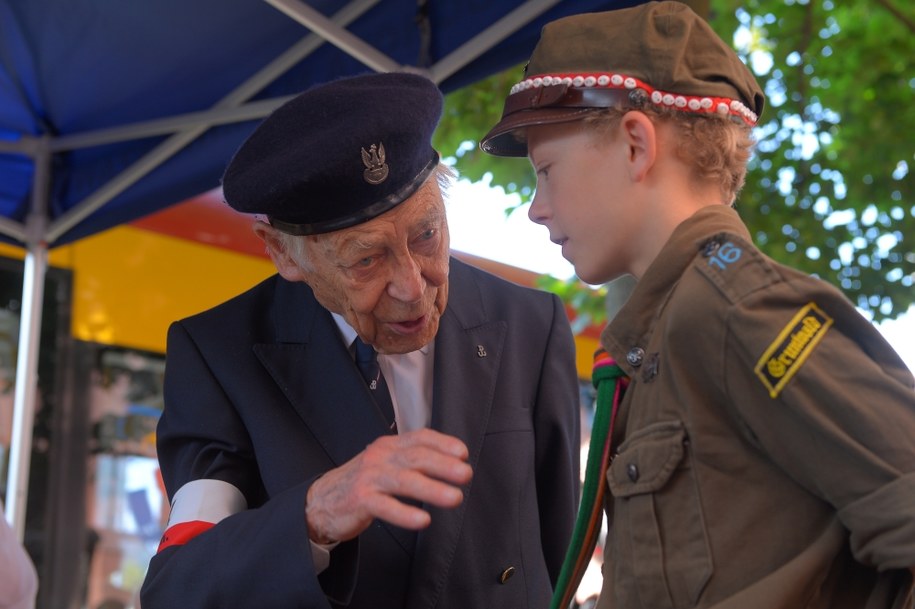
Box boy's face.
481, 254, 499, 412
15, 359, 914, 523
526, 121, 641, 285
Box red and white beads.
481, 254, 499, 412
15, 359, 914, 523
509, 72, 758, 125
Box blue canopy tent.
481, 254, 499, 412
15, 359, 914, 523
0, 0, 644, 536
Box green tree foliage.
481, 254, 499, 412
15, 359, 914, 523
433, 0, 914, 324
714, 0, 914, 322
434, 66, 534, 197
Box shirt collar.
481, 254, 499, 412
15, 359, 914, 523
331, 312, 431, 355
601, 205, 750, 375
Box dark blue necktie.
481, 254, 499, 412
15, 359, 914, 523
354, 338, 418, 556
353, 337, 397, 433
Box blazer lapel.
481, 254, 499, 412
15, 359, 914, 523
252, 278, 417, 554
407, 262, 507, 609
252, 278, 388, 468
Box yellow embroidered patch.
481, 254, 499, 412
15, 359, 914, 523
754, 302, 833, 398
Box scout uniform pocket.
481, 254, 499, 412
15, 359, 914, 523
608, 420, 713, 608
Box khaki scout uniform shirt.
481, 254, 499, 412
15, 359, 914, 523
596, 205, 915, 609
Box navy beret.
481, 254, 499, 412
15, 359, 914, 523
222, 71, 443, 235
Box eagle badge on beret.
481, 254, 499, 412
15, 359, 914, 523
361, 143, 389, 185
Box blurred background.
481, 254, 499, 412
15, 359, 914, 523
0, 0, 911, 607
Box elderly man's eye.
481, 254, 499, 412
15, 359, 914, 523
356, 256, 375, 267
411, 229, 440, 255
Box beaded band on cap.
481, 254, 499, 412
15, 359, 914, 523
510, 72, 759, 126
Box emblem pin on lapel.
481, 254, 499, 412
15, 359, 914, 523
477, 345, 487, 358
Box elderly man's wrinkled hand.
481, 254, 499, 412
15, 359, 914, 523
304, 428, 472, 544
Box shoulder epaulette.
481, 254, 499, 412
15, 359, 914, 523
692, 232, 782, 304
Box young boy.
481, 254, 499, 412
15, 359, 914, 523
481, 2, 915, 608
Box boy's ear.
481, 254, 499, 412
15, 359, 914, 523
620, 111, 657, 182
253, 221, 307, 282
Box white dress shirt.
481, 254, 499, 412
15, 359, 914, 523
309, 314, 435, 571
332, 313, 434, 433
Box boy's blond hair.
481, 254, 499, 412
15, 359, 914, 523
584, 106, 755, 205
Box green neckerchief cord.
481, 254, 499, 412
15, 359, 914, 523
550, 348, 628, 609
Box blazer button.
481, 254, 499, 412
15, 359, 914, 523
499, 566, 516, 584
627, 463, 640, 482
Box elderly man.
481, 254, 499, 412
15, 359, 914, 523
140, 72, 580, 609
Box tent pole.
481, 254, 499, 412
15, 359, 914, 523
45, 0, 378, 245
265, 0, 400, 73
429, 0, 561, 83
4, 140, 50, 541
4, 244, 47, 539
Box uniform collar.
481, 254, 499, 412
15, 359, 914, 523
601, 205, 751, 376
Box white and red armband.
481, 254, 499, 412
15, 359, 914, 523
157, 479, 247, 552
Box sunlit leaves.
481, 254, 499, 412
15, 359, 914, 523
435, 0, 914, 322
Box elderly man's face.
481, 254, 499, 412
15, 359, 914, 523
266, 176, 451, 355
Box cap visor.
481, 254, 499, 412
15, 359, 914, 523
481, 107, 596, 156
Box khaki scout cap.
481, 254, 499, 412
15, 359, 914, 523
480, 1, 765, 157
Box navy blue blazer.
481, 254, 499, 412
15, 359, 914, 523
141, 257, 580, 609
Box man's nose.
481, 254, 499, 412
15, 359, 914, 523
388, 255, 424, 302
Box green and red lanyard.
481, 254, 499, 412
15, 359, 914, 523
550, 347, 629, 609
